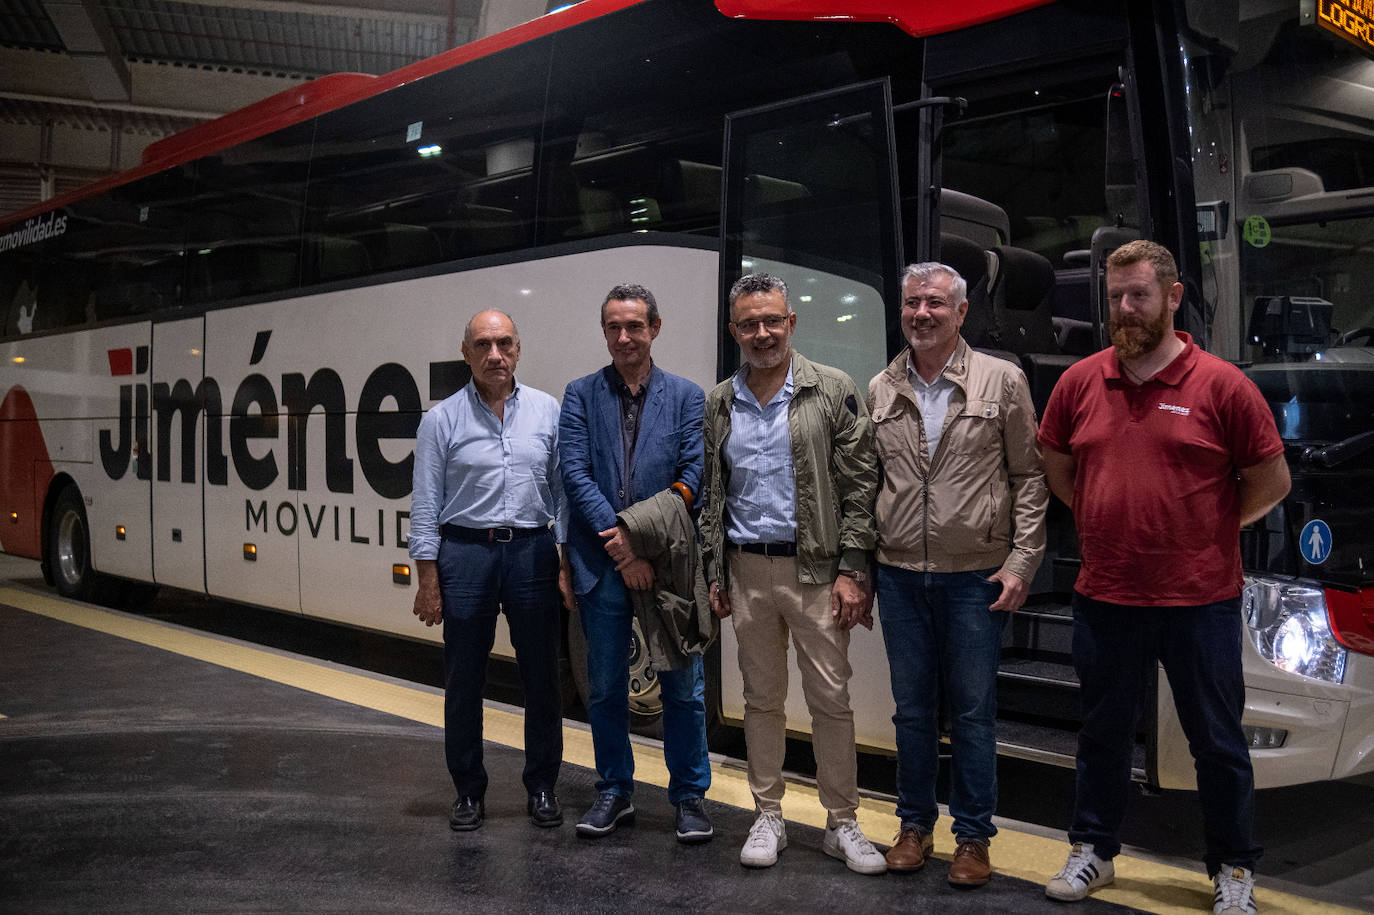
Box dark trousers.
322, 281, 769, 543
1069, 592, 1261, 874
437, 529, 563, 799
876, 564, 1006, 843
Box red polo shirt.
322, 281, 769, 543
1038, 333, 1284, 606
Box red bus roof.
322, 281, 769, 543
2, 0, 1052, 230
715, 0, 1054, 37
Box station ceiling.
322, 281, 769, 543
0, 0, 553, 218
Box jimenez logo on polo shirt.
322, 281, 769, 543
1157, 402, 1191, 416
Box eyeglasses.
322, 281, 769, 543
732, 315, 790, 334
902, 296, 951, 311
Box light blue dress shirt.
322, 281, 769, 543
907, 353, 957, 460
724, 362, 797, 544
408, 379, 567, 560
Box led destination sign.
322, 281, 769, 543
1315, 0, 1374, 57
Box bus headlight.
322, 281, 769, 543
1243, 576, 1346, 683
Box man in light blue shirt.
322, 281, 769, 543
410, 309, 571, 833
700, 273, 884, 876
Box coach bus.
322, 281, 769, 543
3, 0, 1373, 791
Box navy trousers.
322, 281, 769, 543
436, 529, 563, 799
1068, 592, 1260, 875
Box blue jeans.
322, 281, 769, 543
580, 568, 710, 805
437, 529, 563, 799
876, 564, 1006, 843
1069, 592, 1260, 874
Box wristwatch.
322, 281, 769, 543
838, 569, 868, 583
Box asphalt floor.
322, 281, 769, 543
0, 578, 1359, 914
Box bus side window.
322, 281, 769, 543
300, 38, 548, 284
184, 124, 312, 306
1, 250, 41, 337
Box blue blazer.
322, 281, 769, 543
559, 364, 705, 597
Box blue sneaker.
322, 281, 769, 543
675, 797, 714, 844
576, 791, 635, 837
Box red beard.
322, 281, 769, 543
1110, 308, 1171, 360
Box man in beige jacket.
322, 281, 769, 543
867, 262, 1047, 887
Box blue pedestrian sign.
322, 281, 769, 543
1300, 519, 1333, 565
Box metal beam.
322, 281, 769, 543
149, 0, 469, 27
41, 0, 132, 101
0, 91, 220, 122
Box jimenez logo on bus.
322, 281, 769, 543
98, 342, 439, 549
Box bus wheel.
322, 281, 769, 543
567, 604, 665, 739
48, 485, 100, 601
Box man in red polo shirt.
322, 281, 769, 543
1037, 240, 1290, 915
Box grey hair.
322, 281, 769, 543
727, 273, 790, 312
901, 263, 967, 305
601, 283, 660, 324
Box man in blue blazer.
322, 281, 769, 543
559, 283, 712, 844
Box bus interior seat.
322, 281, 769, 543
939, 233, 996, 350
358, 223, 440, 272
989, 245, 1058, 355
989, 244, 1075, 412
744, 174, 811, 210
568, 145, 651, 235
447, 204, 526, 254
941, 189, 1009, 250
1051, 264, 1096, 355
191, 243, 299, 301
659, 159, 721, 228
313, 237, 371, 282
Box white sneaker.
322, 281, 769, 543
1045, 843, 1114, 901
1213, 865, 1258, 915
822, 819, 887, 875
739, 812, 787, 868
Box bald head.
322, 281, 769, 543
461, 309, 521, 398
464, 309, 519, 345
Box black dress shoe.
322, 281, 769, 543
450, 796, 484, 831
528, 790, 563, 828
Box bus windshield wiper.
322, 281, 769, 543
1301, 430, 1374, 468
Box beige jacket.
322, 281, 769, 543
867, 337, 1047, 582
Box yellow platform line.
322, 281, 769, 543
1, 583, 1358, 915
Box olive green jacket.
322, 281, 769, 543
700, 352, 877, 587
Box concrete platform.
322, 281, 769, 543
0, 573, 1361, 913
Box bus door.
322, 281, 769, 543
718, 78, 903, 750
150, 317, 207, 592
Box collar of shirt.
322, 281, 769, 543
1103, 331, 1198, 389
732, 360, 795, 410
906, 351, 957, 392
468, 377, 521, 413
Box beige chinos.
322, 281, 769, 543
728, 548, 859, 826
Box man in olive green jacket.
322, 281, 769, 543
867, 261, 1047, 887
701, 272, 884, 876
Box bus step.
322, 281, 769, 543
1008, 603, 1074, 657
998, 657, 1080, 723
997, 718, 1147, 779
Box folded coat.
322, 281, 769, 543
615, 488, 717, 672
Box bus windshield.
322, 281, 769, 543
1181, 1, 1374, 368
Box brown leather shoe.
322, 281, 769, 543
948, 840, 992, 887
885, 827, 934, 872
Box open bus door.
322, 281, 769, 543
717, 78, 904, 749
